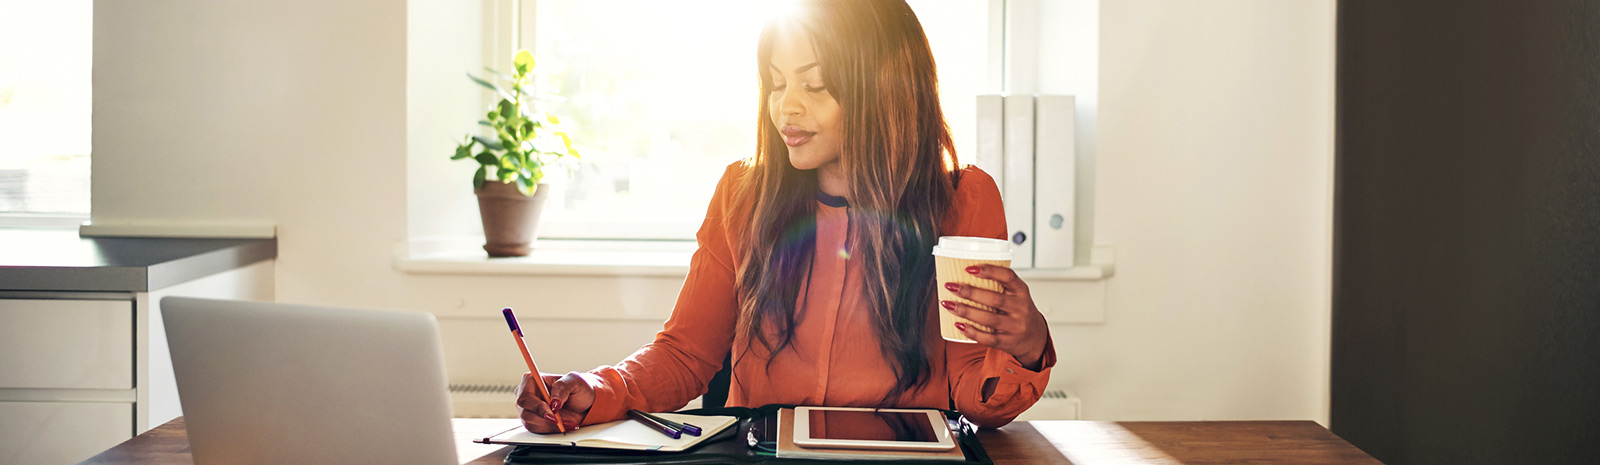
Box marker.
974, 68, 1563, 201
628, 409, 682, 439
503, 308, 564, 433
638, 410, 702, 436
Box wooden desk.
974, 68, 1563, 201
81, 417, 1381, 464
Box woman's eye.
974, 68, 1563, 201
804, 83, 826, 93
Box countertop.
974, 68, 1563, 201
0, 228, 276, 292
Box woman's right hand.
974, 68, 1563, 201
515, 371, 597, 433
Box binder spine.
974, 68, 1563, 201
975, 94, 1005, 194
1033, 95, 1076, 268
1002, 94, 1035, 268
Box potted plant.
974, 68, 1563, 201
453, 50, 579, 257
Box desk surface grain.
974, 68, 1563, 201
81, 417, 1380, 464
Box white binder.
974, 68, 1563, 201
1033, 95, 1076, 268
975, 95, 1005, 193
1002, 94, 1035, 269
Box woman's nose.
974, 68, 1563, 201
778, 89, 804, 116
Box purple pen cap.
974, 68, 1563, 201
502, 308, 522, 336
680, 423, 703, 436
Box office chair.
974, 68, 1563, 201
704, 353, 733, 409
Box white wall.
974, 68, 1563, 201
91, 0, 668, 385
407, 0, 488, 242
1037, 0, 1101, 266
92, 0, 410, 310
91, 0, 1334, 423
1056, 0, 1335, 422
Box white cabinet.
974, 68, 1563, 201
0, 299, 133, 389
0, 297, 138, 465
0, 402, 134, 465
0, 231, 276, 464
0, 259, 273, 464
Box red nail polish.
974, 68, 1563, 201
550, 399, 561, 411
545, 413, 557, 422
966, 265, 982, 274
945, 282, 960, 292
940, 300, 956, 310
955, 322, 967, 331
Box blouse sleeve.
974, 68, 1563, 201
580, 162, 748, 425
942, 167, 1057, 428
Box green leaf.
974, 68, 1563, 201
474, 151, 498, 166
472, 165, 487, 190
452, 144, 471, 160
513, 50, 535, 77
499, 152, 520, 171
500, 120, 517, 140
499, 100, 517, 120
486, 110, 499, 122
498, 134, 518, 153
477, 120, 493, 127
471, 135, 503, 151
516, 172, 535, 196
467, 73, 513, 101
568, 147, 581, 159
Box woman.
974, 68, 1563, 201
518, 0, 1054, 432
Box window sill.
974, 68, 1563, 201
396, 238, 1115, 282
394, 238, 697, 277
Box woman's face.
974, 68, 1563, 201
767, 25, 844, 171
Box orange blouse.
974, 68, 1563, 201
582, 162, 1055, 428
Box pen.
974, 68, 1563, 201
502, 308, 565, 433
638, 410, 702, 436
628, 409, 682, 439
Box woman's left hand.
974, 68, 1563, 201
941, 264, 1050, 370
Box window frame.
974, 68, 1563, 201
0, 213, 89, 229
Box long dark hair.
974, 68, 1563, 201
734, 0, 960, 403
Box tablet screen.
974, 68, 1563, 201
807, 410, 940, 442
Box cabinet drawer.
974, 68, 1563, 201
0, 299, 133, 389
0, 401, 133, 465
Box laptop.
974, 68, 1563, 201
162, 297, 458, 464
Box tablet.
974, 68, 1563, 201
791, 407, 956, 451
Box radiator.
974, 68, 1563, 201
1012, 389, 1081, 421
448, 383, 520, 418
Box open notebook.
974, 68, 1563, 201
474, 413, 740, 452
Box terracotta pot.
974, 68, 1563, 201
475, 181, 551, 257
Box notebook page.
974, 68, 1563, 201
484, 414, 739, 452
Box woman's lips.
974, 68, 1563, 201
780, 126, 815, 147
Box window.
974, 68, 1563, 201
512, 0, 992, 240
0, 0, 92, 221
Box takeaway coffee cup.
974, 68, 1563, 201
932, 236, 1013, 343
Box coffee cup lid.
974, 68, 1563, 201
931, 236, 1013, 260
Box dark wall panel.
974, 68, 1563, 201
1333, 1, 1600, 464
